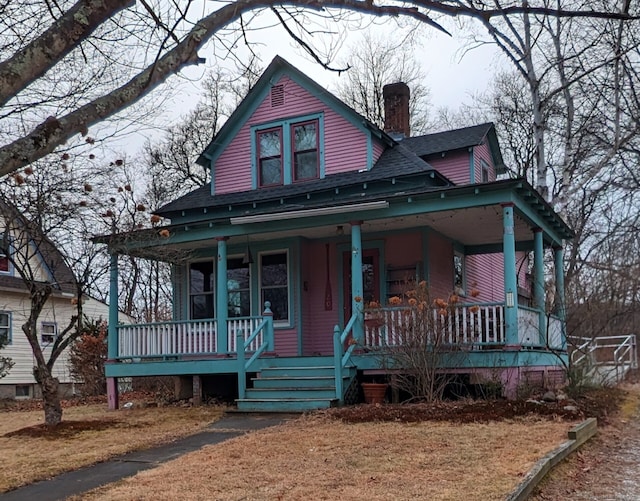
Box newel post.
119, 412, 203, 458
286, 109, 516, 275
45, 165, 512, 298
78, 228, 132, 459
263, 301, 274, 351
333, 325, 343, 403
237, 331, 246, 399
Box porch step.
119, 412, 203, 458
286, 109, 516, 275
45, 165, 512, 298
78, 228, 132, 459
235, 397, 338, 412
236, 360, 356, 413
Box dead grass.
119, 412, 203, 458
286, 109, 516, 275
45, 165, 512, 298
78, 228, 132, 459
74, 415, 576, 501
0, 403, 224, 492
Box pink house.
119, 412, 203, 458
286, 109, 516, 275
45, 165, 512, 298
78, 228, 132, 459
102, 57, 573, 411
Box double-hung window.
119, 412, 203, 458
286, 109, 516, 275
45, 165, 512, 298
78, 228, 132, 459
189, 261, 215, 319
0, 312, 11, 344
260, 252, 289, 323
258, 128, 283, 186
453, 252, 465, 295
41, 322, 57, 344
292, 121, 318, 181
0, 233, 12, 275
227, 258, 251, 318
253, 114, 323, 188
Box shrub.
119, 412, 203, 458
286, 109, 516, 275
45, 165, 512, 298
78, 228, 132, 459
68, 320, 107, 395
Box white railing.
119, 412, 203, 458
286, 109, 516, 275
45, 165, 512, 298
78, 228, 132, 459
227, 317, 265, 352
547, 316, 564, 349
118, 319, 217, 358
517, 306, 540, 345
364, 303, 505, 348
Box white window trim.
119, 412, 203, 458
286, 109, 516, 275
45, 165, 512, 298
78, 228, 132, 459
453, 251, 466, 296
0, 311, 11, 345
40, 321, 58, 345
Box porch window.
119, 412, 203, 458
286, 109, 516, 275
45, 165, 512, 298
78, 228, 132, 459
189, 261, 215, 319
454, 252, 465, 295
258, 128, 283, 186
260, 251, 289, 323
292, 120, 318, 181
227, 257, 251, 317
40, 322, 57, 344
0, 312, 11, 344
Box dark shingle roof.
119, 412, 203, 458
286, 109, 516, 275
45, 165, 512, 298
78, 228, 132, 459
156, 142, 451, 219
402, 123, 495, 156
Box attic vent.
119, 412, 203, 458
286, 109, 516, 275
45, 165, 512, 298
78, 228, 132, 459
270, 85, 284, 107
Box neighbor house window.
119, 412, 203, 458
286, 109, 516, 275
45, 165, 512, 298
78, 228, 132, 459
253, 114, 323, 188
189, 261, 215, 319
0, 312, 10, 344
227, 257, 251, 318
454, 252, 465, 295
41, 322, 57, 344
0, 233, 11, 274
292, 120, 318, 181
258, 128, 283, 186
260, 251, 289, 323
15, 385, 30, 398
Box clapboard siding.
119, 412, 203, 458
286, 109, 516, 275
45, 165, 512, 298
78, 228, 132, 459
474, 142, 495, 182
214, 75, 374, 195
428, 232, 454, 299
466, 252, 530, 303
428, 150, 471, 185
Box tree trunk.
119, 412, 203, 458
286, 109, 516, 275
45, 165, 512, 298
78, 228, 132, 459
37, 367, 63, 426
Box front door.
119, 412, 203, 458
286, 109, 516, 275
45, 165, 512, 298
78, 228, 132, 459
342, 249, 380, 325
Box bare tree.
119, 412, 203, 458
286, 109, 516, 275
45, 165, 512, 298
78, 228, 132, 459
334, 30, 432, 134
0, 1, 635, 179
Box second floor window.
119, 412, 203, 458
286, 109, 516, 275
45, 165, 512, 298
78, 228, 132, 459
253, 114, 323, 188
258, 128, 283, 186
0, 312, 11, 344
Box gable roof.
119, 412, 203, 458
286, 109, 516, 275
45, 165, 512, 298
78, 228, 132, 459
403, 123, 506, 174
157, 142, 451, 219
196, 56, 394, 168
0, 199, 76, 295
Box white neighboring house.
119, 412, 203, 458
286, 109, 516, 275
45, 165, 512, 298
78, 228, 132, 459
0, 206, 126, 400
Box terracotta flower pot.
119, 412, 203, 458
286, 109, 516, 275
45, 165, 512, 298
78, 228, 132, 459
361, 382, 388, 404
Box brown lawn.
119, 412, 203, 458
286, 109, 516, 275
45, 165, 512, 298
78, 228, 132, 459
73, 414, 576, 501
0, 403, 224, 492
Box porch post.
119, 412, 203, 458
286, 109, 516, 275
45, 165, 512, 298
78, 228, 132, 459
502, 204, 519, 346
533, 228, 546, 344
216, 237, 229, 353
350, 220, 364, 342
107, 252, 119, 410
554, 246, 566, 350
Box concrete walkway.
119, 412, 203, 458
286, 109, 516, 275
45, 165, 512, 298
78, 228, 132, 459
0, 413, 294, 501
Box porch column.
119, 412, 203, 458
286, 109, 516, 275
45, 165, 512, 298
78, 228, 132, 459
502, 204, 519, 346
216, 237, 229, 353
533, 228, 546, 344
107, 252, 119, 410
554, 246, 566, 350
350, 220, 364, 342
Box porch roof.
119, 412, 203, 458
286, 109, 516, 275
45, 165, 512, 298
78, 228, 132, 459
99, 178, 573, 259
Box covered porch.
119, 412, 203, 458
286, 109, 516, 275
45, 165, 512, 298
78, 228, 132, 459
103, 179, 573, 409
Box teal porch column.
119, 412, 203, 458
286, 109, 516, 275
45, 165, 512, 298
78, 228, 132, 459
350, 221, 364, 342
554, 246, 566, 349
533, 228, 546, 344
502, 204, 519, 345
107, 252, 119, 410
107, 252, 119, 360
216, 237, 229, 352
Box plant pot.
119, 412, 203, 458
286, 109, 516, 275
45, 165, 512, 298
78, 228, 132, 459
361, 382, 388, 404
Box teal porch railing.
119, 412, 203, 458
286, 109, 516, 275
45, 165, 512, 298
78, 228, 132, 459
237, 302, 275, 399
333, 312, 359, 404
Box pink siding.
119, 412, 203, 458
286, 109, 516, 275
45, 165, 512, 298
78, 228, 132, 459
385, 232, 422, 268
473, 143, 495, 182
372, 141, 385, 166
214, 75, 374, 195
428, 151, 471, 185
465, 252, 529, 304
428, 233, 454, 299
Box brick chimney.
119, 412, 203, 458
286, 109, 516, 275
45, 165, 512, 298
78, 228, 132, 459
383, 82, 410, 138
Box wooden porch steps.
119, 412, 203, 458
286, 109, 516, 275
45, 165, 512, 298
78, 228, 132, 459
236, 362, 356, 412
